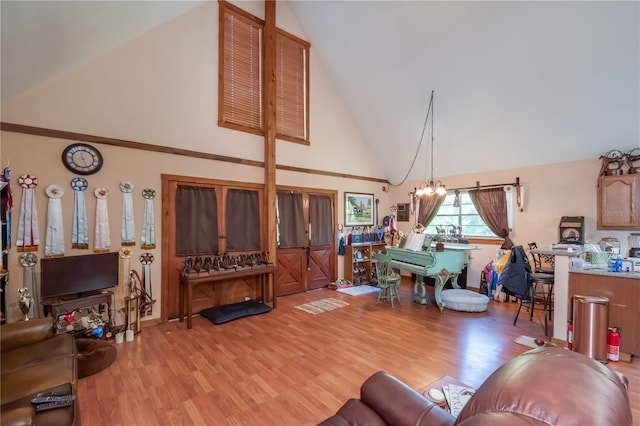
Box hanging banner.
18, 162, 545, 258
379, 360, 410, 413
94, 187, 111, 253
16, 174, 39, 252
71, 178, 89, 249
141, 188, 156, 249
45, 184, 65, 256
118, 247, 133, 312
140, 252, 154, 315
19, 252, 40, 318
120, 181, 135, 246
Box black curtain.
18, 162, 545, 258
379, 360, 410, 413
175, 186, 218, 256
226, 189, 261, 251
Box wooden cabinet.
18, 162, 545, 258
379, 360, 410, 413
568, 272, 639, 356
597, 174, 640, 230
344, 242, 386, 285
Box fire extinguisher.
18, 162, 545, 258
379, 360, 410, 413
607, 327, 620, 363
567, 320, 574, 350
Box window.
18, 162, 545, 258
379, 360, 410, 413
219, 2, 310, 144
219, 3, 263, 134
425, 193, 497, 237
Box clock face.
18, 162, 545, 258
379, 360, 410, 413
62, 143, 103, 175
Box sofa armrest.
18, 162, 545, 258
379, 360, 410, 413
0, 406, 35, 426
1, 317, 55, 352
360, 372, 455, 426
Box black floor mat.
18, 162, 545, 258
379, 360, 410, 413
200, 300, 272, 324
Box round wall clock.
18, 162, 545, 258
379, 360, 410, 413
62, 143, 103, 175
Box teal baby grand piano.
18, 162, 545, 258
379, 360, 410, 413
386, 239, 478, 312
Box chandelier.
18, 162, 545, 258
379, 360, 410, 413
415, 91, 446, 197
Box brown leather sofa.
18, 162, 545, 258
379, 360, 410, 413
319, 347, 632, 426
1, 317, 79, 426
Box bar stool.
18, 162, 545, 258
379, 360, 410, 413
529, 271, 555, 336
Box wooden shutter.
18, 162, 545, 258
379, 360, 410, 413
219, 2, 263, 133
276, 30, 309, 144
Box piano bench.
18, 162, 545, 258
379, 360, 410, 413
441, 289, 489, 312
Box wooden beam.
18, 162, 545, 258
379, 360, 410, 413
0, 122, 388, 184
264, 0, 277, 304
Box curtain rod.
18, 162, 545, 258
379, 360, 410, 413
448, 177, 520, 193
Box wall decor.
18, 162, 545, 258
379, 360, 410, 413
62, 143, 103, 175
345, 192, 374, 227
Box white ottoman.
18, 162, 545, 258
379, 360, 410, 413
441, 289, 490, 312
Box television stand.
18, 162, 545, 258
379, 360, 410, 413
42, 291, 113, 328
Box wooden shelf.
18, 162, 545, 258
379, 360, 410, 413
344, 242, 386, 286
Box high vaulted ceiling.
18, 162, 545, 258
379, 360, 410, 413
2, 1, 638, 182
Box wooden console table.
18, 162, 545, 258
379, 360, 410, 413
179, 264, 276, 329
42, 291, 113, 327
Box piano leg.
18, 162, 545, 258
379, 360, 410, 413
433, 269, 460, 313
413, 275, 429, 305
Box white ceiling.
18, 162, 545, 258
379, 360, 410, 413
2, 1, 639, 182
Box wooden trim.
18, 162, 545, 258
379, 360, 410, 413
277, 164, 387, 183
465, 237, 504, 245
1, 122, 388, 183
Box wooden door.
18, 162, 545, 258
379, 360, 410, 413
162, 175, 265, 321
275, 188, 336, 297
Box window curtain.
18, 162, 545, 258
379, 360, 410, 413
226, 189, 261, 251
310, 194, 333, 246
175, 186, 218, 256
469, 187, 514, 249
277, 191, 306, 248
418, 193, 446, 226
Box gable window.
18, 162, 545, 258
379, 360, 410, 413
219, 2, 263, 134
425, 193, 497, 238
219, 2, 310, 144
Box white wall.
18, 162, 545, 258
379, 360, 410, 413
0, 1, 389, 322
391, 158, 636, 289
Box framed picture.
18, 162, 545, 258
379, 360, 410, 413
345, 192, 374, 226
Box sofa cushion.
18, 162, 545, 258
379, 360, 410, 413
1, 382, 77, 426
2, 333, 76, 374
1, 352, 77, 405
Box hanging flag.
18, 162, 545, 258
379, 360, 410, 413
71, 178, 89, 249
120, 181, 135, 246
139, 253, 154, 315
141, 189, 156, 249
45, 184, 65, 256
94, 187, 111, 253
16, 175, 39, 252
19, 252, 40, 317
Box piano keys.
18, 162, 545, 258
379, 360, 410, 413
386, 243, 478, 312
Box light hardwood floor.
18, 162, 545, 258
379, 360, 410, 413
78, 280, 639, 425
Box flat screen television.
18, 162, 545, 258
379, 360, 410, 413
40, 252, 119, 300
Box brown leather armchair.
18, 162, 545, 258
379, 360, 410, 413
1, 317, 79, 426
319, 347, 632, 426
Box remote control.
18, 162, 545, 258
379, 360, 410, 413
31, 392, 75, 404
34, 400, 74, 413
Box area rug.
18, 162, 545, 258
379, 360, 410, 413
336, 285, 380, 296
294, 298, 349, 315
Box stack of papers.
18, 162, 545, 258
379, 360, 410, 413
403, 233, 427, 251
442, 384, 476, 417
